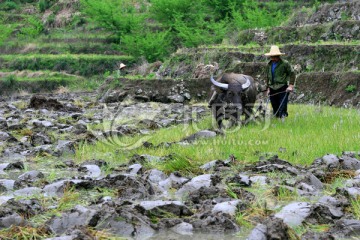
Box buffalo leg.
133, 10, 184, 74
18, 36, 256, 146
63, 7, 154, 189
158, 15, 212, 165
243, 106, 253, 125
208, 91, 218, 107
214, 106, 224, 129
217, 118, 223, 129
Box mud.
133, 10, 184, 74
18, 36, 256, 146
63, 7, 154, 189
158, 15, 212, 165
0, 87, 359, 239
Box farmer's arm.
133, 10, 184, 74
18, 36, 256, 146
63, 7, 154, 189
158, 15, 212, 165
287, 63, 296, 92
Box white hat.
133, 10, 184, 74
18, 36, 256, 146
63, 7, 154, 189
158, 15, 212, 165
119, 63, 126, 69
264, 45, 285, 57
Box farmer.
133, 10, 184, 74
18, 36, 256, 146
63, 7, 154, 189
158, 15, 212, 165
265, 45, 296, 119
117, 63, 127, 77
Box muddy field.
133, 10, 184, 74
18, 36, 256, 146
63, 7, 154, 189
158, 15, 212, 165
0, 91, 360, 239
0, 0, 359, 239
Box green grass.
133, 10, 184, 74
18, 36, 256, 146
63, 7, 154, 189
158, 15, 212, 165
37, 27, 111, 41
164, 43, 359, 76
1, 69, 104, 91
0, 54, 134, 76
0, 54, 132, 60
293, 223, 331, 237
0, 41, 122, 55
0, 74, 102, 93
1, 72, 80, 82
195, 40, 360, 52
76, 104, 360, 170
350, 198, 360, 220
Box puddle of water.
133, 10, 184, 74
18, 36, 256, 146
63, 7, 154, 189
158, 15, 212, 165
148, 230, 252, 240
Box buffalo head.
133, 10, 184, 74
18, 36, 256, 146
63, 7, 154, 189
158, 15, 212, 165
210, 74, 254, 129
211, 75, 250, 109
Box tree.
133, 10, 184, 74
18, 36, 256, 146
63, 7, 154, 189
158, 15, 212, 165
150, 0, 229, 48
231, 0, 283, 30
81, 0, 146, 39
122, 28, 173, 62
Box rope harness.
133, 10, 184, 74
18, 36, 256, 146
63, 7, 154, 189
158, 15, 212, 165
253, 90, 291, 119
272, 92, 289, 117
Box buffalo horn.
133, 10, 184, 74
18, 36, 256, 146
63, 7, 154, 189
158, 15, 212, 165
242, 77, 251, 90
210, 75, 228, 90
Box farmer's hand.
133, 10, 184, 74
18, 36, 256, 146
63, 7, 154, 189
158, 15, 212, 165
266, 88, 270, 96
286, 85, 294, 92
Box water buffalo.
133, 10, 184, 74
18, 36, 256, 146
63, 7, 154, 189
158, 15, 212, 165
209, 73, 258, 129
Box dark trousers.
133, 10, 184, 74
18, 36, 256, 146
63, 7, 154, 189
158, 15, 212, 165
270, 85, 289, 118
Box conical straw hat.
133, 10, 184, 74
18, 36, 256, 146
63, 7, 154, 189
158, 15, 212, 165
119, 63, 126, 69
264, 45, 285, 56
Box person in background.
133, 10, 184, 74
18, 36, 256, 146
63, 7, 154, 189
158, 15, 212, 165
117, 63, 127, 77
265, 45, 296, 119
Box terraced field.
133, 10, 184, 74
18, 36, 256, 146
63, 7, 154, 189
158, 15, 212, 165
1, 1, 360, 239
154, 1, 359, 107
1, 1, 359, 106
0, 2, 134, 94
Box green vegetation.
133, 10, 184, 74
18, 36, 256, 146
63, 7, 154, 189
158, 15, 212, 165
19, 16, 44, 39
345, 84, 356, 93
77, 104, 360, 170
3, 74, 17, 88
235, 212, 253, 229
57, 185, 82, 211
80, 0, 299, 61
274, 185, 299, 202
0, 0, 355, 64
122, 30, 173, 62
0, 71, 101, 94
293, 223, 331, 236
351, 198, 360, 220
0, 54, 134, 76
0, 1, 19, 11
0, 225, 52, 239
0, 0, 355, 93
234, 183, 273, 230
231, 0, 286, 30
81, 0, 147, 38
0, 20, 13, 46
38, 0, 52, 12
157, 153, 197, 174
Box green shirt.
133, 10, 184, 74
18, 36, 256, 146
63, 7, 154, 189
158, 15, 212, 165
117, 69, 127, 77
266, 58, 296, 90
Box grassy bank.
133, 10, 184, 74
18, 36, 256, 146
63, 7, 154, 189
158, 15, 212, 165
0, 71, 102, 93
0, 54, 134, 76
76, 104, 360, 171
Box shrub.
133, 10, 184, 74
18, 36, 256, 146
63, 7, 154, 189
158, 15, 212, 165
203, 0, 243, 20
0, 22, 13, 46
81, 0, 145, 39
19, 16, 44, 39
19, 0, 38, 3
232, 0, 283, 30
46, 13, 56, 27
345, 85, 356, 93
3, 75, 17, 89
38, 0, 49, 12
0, 54, 135, 76
150, 0, 228, 48
173, 13, 228, 47
2, 1, 19, 10
71, 13, 87, 27
149, 0, 196, 27
121, 29, 173, 62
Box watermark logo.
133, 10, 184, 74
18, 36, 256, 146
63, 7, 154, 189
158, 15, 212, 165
195, 138, 269, 146
89, 104, 152, 150
91, 101, 273, 150
206, 101, 272, 133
